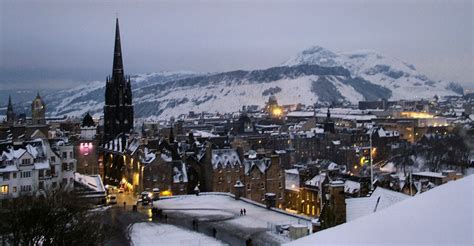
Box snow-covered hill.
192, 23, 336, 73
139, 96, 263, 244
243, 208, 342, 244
283, 46, 463, 100
7, 45, 463, 120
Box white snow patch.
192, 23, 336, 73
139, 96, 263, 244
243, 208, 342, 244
131, 223, 224, 246
287, 175, 474, 245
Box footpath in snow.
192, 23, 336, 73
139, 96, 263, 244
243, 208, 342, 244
131, 223, 224, 246
155, 194, 309, 229
153, 194, 311, 245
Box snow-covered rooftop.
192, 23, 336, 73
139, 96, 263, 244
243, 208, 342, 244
140, 148, 156, 164
192, 130, 219, 138
346, 186, 409, 222
74, 173, 105, 192
412, 171, 446, 179
285, 169, 300, 191
173, 161, 188, 183
244, 158, 270, 175
287, 175, 474, 245
305, 173, 326, 187
344, 180, 361, 194
211, 149, 241, 169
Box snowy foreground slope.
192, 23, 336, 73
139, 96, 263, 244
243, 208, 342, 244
23, 45, 462, 119
130, 223, 224, 246
287, 175, 474, 245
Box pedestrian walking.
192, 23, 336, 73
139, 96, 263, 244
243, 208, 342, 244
243, 208, 246, 215
123, 201, 126, 209
240, 208, 243, 216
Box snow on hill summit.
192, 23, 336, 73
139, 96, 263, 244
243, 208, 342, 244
10, 45, 463, 119
284, 45, 462, 100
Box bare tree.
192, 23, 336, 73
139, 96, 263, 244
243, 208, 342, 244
0, 190, 109, 245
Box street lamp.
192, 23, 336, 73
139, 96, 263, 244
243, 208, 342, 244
369, 127, 376, 190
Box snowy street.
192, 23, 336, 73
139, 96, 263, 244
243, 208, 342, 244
153, 194, 312, 245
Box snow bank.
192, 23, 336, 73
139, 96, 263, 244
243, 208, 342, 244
287, 175, 474, 245
130, 223, 224, 246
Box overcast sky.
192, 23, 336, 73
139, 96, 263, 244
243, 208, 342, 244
0, 0, 472, 90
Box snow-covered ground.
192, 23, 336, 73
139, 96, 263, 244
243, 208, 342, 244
287, 175, 474, 245
130, 223, 224, 246
154, 194, 311, 230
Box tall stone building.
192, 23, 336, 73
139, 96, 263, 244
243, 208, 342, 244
320, 181, 346, 229
103, 18, 133, 141
31, 93, 46, 125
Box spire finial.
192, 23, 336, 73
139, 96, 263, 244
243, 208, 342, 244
112, 16, 124, 78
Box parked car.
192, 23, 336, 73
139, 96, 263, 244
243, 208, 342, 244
108, 194, 117, 205
152, 188, 160, 201
140, 192, 152, 206
141, 191, 151, 200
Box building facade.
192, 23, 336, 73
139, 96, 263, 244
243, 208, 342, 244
0, 139, 76, 200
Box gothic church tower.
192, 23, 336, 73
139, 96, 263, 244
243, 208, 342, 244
103, 18, 134, 141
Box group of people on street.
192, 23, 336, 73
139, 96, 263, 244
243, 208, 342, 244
240, 208, 247, 216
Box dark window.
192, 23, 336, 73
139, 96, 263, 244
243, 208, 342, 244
20, 171, 31, 178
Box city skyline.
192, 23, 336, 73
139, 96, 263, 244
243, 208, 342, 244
0, 2, 472, 244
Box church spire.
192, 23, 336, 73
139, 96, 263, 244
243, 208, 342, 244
6, 95, 15, 126
7, 95, 13, 111
112, 18, 124, 78
103, 18, 134, 143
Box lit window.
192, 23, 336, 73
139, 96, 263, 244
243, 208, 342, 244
1, 185, 8, 194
